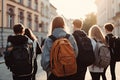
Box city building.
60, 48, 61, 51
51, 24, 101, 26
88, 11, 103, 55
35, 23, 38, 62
0, 0, 58, 54
41, 0, 50, 33
49, 3, 57, 20
95, 0, 120, 37
40, 0, 57, 40
0, 0, 41, 48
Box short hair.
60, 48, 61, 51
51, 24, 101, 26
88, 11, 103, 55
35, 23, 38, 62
73, 19, 83, 29
13, 23, 24, 34
104, 23, 114, 32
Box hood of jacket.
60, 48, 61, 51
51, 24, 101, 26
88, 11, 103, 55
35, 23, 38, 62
73, 30, 87, 37
7, 35, 28, 45
52, 28, 67, 38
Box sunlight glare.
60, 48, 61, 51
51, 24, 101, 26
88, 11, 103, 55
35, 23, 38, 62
49, 0, 97, 19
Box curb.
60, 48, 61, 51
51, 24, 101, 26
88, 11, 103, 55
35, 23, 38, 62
0, 56, 5, 64
0, 60, 5, 64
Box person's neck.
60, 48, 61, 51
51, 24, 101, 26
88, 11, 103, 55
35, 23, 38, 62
74, 28, 80, 31
16, 33, 22, 35
106, 31, 112, 34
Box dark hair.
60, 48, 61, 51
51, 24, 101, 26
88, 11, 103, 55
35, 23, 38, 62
52, 16, 65, 32
13, 23, 24, 34
104, 23, 114, 32
24, 28, 37, 41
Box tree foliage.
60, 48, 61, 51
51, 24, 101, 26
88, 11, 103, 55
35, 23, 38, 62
82, 12, 97, 34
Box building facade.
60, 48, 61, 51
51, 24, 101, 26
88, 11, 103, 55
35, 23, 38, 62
41, 0, 50, 33
0, 0, 41, 31
0, 0, 58, 50
40, 0, 57, 39
0, 0, 42, 48
95, 0, 120, 37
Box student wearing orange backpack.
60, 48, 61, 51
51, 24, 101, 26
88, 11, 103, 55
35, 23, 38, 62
41, 16, 78, 80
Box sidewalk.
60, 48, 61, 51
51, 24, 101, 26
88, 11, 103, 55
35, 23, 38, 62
0, 56, 4, 64
1, 55, 120, 80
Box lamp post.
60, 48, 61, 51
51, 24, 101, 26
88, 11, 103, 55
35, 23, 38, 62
1, 0, 4, 48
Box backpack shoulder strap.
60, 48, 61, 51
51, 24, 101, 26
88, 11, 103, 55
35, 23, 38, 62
49, 34, 70, 42
49, 35, 57, 42
65, 34, 70, 39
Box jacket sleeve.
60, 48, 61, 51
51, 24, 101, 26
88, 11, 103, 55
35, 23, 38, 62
4, 36, 12, 69
36, 41, 42, 55
41, 38, 52, 71
68, 35, 78, 57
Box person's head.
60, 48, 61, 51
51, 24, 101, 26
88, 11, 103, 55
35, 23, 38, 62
52, 16, 65, 32
13, 23, 25, 35
24, 28, 37, 41
73, 19, 83, 30
89, 25, 105, 43
104, 23, 114, 32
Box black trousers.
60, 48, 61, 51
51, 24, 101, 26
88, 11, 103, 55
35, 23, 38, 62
90, 72, 105, 80
13, 75, 32, 80
47, 67, 87, 80
110, 59, 116, 80
101, 68, 107, 80
32, 60, 38, 80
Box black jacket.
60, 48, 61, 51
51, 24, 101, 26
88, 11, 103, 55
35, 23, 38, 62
7, 35, 29, 46
105, 33, 116, 60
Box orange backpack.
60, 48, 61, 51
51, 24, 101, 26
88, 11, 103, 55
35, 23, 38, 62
49, 34, 77, 77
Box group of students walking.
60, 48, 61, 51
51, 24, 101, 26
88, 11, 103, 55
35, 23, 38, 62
41, 16, 118, 80
4, 15, 118, 80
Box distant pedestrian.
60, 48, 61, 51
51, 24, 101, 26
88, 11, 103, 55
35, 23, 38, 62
41, 38, 45, 48
24, 28, 42, 80
41, 16, 78, 80
88, 25, 107, 80
104, 23, 116, 80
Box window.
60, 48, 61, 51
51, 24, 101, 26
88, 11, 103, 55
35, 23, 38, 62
28, 0, 31, 8
41, 2, 44, 16
46, 6, 49, 17
119, 4, 120, 12
18, 0, 23, 4
34, 15, 39, 31
41, 21, 44, 32
34, 0, 38, 11
18, 10, 24, 24
27, 13, 32, 29
7, 6, 15, 28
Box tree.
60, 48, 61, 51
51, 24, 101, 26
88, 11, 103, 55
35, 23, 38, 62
82, 12, 97, 34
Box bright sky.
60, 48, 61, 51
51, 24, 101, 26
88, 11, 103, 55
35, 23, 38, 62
49, 0, 97, 19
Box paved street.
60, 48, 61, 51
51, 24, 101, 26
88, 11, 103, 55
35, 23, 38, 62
1, 55, 120, 80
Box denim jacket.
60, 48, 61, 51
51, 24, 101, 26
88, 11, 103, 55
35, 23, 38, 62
41, 28, 78, 71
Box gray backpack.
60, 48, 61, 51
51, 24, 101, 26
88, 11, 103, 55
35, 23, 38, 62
94, 41, 111, 68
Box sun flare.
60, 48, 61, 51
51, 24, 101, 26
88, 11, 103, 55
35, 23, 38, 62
50, 0, 97, 19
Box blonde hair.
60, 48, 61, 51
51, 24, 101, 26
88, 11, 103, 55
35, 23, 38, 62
88, 25, 105, 43
73, 19, 83, 29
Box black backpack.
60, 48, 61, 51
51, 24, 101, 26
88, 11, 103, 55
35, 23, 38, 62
73, 30, 95, 67
106, 35, 120, 61
114, 37, 120, 61
4, 41, 35, 77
